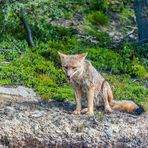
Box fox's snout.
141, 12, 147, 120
66, 73, 71, 79
65, 69, 75, 79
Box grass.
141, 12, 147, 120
87, 11, 109, 26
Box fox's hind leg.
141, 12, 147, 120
102, 83, 112, 113
107, 86, 113, 106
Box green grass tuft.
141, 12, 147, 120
87, 11, 109, 26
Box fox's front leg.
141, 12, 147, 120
73, 87, 82, 115
86, 86, 95, 116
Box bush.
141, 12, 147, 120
106, 74, 148, 104
87, 0, 110, 12
129, 59, 147, 78
31, 24, 78, 42
86, 48, 123, 73
0, 51, 74, 101
87, 11, 109, 26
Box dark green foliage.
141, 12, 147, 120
86, 0, 110, 12
31, 24, 78, 42
87, 11, 109, 26
123, 0, 134, 5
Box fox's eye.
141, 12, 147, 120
72, 67, 76, 70
64, 66, 68, 69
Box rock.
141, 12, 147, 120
15, 104, 29, 111
17, 86, 36, 98
0, 90, 148, 147
4, 106, 16, 116
109, 31, 116, 37
106, 126, 113, 137
0, 87, 18, 96
0, 85, 37, 98
29, 110, 44, 118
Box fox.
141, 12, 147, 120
58, 52, 145, 116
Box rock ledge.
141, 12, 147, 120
0, 86, 147, 148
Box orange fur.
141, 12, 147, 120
111, 100, 139, 113
107, 88, 113, 105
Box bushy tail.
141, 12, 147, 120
134, 105, 145, 115
111, 100, 145, 115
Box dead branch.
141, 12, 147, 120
19, 9, 34, 47
112, 27, 137, 46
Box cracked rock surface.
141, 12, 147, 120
0, 86, 148, 148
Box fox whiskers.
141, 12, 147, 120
69, 70, 78, 79
70, 69, 84, 79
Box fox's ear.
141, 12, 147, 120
77, 53, 87, 61
58, 52, 67, 60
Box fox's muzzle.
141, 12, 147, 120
65, 69, 78, 83
67, 75, 71, 81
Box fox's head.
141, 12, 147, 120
58, 52, 87, 81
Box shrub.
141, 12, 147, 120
88, 0, 110, 12
86, 48, 122, 73
0, 51, 74, 101
87, 11, 109, 26
106, 75, 148, 104
130, 62, 147, 78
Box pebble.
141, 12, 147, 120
29, 110, 44, 118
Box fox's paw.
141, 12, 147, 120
105, 106, 112, 113
72, 110, 81, 115
85, 111, 94, 116
81, 108, 88, 114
